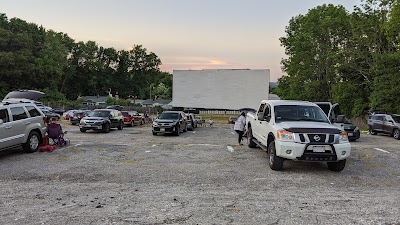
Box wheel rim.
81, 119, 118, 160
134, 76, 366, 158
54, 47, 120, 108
394, 130, 399, 139
30, 135, 39, 150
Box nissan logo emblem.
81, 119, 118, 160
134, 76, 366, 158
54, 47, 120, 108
314, 135, 321, 141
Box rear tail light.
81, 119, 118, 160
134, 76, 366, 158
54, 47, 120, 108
43, 116, 47, 125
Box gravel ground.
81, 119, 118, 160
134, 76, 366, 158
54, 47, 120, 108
0, 122, 399, 225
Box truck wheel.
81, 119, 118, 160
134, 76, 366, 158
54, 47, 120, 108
327, 159, 346, 172
393, 129, 400, 140
103, 123, 110, 133
247, 127, 257, 148
268, 141, 284, 171
152, 131, 157, 136
23, 131, 40, 153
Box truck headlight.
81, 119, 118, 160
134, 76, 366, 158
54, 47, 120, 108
277, 130, 294, 142
339, 131, 349, 143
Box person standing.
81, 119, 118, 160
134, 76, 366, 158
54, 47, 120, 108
234, 112, 246, 145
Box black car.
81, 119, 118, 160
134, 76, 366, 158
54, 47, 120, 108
152, 111, 187, 136
70, 110, 91, 125
79, 109, 124, 133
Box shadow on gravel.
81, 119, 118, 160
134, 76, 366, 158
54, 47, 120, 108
0, 147, 25, 159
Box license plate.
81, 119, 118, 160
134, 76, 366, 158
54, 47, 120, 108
348, 133, 353, 136
312, 146, 325, 153
160, 128, 164, 131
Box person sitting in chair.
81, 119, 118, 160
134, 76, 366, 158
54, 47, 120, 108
47, 117, 66, 146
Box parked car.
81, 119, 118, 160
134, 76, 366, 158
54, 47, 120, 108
38, 106, 61, 122
53, 108, 66, 115
186, 113, 197, 131
152, 111, 187, 136
0, 91, 47, 153
70, 110, 91, 125
63, 110, 78, 120
228, 116, 237, 124
106, 105, 124, 111
315, 102, 360, 141
79, 109, 124, 133
368, 114, 400, 140
121, 111, 145, 126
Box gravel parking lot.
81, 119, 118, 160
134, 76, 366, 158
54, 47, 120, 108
0, 122, 399, 225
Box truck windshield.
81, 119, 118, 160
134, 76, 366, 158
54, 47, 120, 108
274, 105, 329, 123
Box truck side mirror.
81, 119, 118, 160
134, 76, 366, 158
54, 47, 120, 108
336, 115, 345, 123
258, 112, 265, 121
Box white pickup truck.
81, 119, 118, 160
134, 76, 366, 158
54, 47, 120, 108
246, 100, 351, 171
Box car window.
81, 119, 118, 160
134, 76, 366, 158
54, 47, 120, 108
10, 106, 28, 121
372, 116, 383, 121
25, 106, 42, 117
122, 112, 129, 117
392, 115, 400, 123
0, 109, 10, 123
89, 111, 110, 117
258, 103, 266, 113
159, 112, 179, 120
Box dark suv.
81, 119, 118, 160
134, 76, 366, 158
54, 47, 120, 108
152, 111, 187, 136
368, 114, 400, 140
79, 109, 124, 133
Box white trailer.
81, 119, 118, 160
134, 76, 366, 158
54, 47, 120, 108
172, 69, 270, 110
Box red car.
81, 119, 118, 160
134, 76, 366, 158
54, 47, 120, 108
122, 111, 145, 126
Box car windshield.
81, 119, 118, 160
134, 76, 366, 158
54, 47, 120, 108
89, 111, 110, 117
275, 105, 329, 123
159, 112, 179, 120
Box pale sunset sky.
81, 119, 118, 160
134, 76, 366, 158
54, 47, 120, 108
2, 0, 361, 82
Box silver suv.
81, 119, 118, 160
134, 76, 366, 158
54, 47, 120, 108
0, 102, 47, 152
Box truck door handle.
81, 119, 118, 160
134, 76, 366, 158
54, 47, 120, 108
25, 122, 32, 125
5, 126, 12, 129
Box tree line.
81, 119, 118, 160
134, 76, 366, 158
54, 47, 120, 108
0, 13, 172, 104
276, 0, 400, 117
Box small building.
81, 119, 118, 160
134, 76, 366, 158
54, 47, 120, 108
141, 99, 172, 108
81, 96, 108, 106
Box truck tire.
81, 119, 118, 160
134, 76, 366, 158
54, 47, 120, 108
327, 159, 346, 172
247, 127, 257, 148
23, 131, 40, 153
393, 129, 400, 140
268, 141, 284, 171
